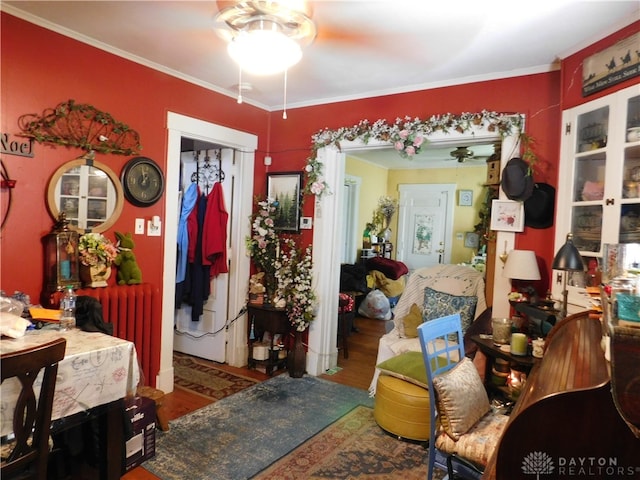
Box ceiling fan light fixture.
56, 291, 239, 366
216, 1, 315, 76
228, 23, 302, 75
450, 146, 474, 162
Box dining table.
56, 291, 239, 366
1, 325, 141, 480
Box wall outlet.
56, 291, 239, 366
135, 218, 145, 235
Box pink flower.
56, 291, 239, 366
413, 136, 424, 147
310, 181, 325, 195
399, 130, 409, 140
405, 146, 416, 156
394, 141, 404, 151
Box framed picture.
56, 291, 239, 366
267, 172, 302, 233
458, 189, 473, 206
464, 232, 479, 248
490, 200, 525, 232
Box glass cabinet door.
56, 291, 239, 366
571, 105, 608, 255
621, 94, 640, 244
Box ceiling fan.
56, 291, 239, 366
450, 146, 475, 162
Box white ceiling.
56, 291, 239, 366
3, 0, 638, 166
4, 0, 639, 111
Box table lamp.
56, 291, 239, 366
503, 249, 541, 301
552, 233, 585, 318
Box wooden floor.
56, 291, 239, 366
122, 315, 386, 480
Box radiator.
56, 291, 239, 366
73, 283, 161, 388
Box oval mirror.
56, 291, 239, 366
47, 154, 124, 233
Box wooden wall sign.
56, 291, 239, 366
1, 132, 34, 158
582, 32, 640, 97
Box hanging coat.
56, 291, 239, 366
202, 182, 229, 277
176, 182, 198, 283
189, 195, 211, 322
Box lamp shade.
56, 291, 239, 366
503, 250, 541, 280
552, 233, 585, 271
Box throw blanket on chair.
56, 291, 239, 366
369, 264, 487, 395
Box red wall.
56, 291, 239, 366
268, 75, 563, 292
3, 11, 634, 312
0, 13, 269, 303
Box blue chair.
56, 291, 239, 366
417, 314, 507, 480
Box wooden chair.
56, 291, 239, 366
417, 314, 507, 480
1, 337, 66, 480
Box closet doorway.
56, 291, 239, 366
159, 113, 256, 392
173, 145, 232, 362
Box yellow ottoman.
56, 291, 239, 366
373, 374, 431, 441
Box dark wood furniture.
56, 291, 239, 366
469, 334, 537, 399
1, 338, 66, 480
371, 241, 393, 258
482, 312, 640, 480
247, 305, 290, 375
509, 300, 558, 337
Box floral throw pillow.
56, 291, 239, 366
433, 357, 490, 440
423, 286, 477, 335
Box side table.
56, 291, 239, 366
469, 334, 538, 399
247, 304, 290, 375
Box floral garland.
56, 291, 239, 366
275, 238, 317, 332
245, 198, 279, 297
303, 110, 524, 199
78, 233, 118, 267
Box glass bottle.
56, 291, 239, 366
59, 285, 77, 331
362, 225, 371, 249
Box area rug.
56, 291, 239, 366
253, 405, 440, 480
144, 375, 373, 480
173, 351, 258, 400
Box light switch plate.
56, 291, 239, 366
300, 217, 312, 229
135, 218, 145, 235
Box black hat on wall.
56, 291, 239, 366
501, 157, 534, 201
524, 183, 555, 229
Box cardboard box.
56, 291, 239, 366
123, 396, 156, 473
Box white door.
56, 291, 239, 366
173, 147, 234, 362
397, 184, 455, 270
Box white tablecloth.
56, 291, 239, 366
1, 327, 140, 436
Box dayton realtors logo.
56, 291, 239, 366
521, 451, 640, 478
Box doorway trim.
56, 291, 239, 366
308, 128, 520, 376
157, 112, 256, 392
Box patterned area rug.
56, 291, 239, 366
253, 405, 442, 480
173, 351, 258, 400
144, 375, 373, 480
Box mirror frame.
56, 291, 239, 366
47, 157, 124, 233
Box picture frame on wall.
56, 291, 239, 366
458, 189, 473, 206
490, 199, 525, 232
267, 172, 302, 233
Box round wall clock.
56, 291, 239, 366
121, 157, 165, 207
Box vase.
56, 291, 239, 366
80, 263, 111, 288
383, 227, 392, 241
288, 330, 306, 378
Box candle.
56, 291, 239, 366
511, 333, 528, 356
491, 318, 512, 345
60, 260, 71, 280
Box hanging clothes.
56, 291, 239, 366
202, 181, 229, 277
185, 192, 211, 321
176, 182, 198, 283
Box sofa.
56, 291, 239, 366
369, 264, 488, 396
